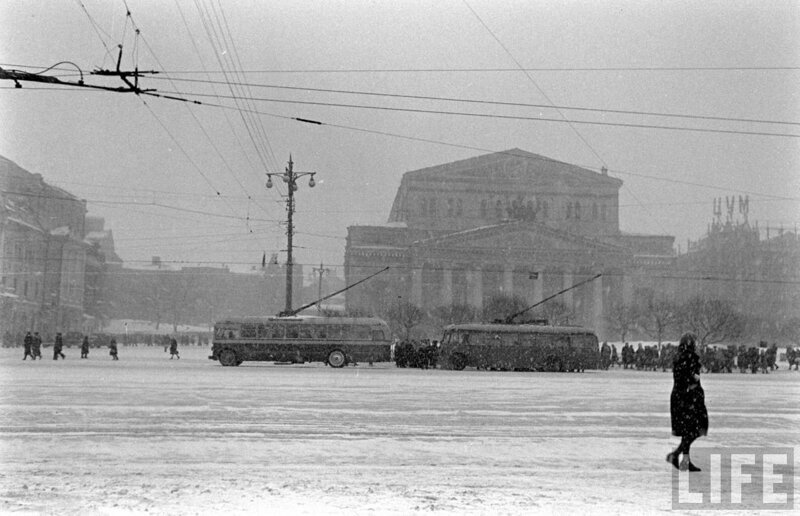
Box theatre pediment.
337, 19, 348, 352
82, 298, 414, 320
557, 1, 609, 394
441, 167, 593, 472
413, 222, 623, 255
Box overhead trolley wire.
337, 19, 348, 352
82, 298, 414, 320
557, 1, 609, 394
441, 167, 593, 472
145, 76, 800, 128
192, 0, 279, 179
121, 3, 255, 218
173, 0, 267, 206
152, 66, 800, 74
462, 0, 608, 169
148, 91, 800, 139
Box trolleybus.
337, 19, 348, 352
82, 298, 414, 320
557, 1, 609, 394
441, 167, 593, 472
209, 316, 392, 367
439, 323, 599, 372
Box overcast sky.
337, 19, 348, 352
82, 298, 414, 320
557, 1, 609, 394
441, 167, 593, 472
2, 0, 798, 280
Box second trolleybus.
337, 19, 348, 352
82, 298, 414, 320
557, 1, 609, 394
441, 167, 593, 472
438, 323, 599, 372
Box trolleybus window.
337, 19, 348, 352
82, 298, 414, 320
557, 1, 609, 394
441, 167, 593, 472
241, 324, 257, 339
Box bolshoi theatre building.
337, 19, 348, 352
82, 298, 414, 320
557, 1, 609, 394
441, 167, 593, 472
344, 149, 675, 338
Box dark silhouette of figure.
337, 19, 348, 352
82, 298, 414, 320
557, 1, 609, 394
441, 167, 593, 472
81, 336, 90, 358
109, 338, 119, 360
169, 337, 179, 359
32, 332, 42, 360
53, 333, 66, 360
667, 332, 708, 472
23, 331, 34, 360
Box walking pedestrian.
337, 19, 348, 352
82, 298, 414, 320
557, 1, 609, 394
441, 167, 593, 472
80, 336, 90, 359
23, 331, 34, 360
32, 332, 42, 360
169, 336, 179, 359
53, 332, 66, 360
666, 332, 708, 472
109, 338, 118, 360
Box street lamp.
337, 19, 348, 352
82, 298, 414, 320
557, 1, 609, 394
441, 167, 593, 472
266, 155, 317, 315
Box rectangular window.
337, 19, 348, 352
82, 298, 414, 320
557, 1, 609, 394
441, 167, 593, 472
352, 326, 370, 340
285, 325, 299, 339
241, 324, 257, 338
327, 325, 343, 339
269, 325, 284, 339
298, 325, 314, 339
371, 329, 385, 341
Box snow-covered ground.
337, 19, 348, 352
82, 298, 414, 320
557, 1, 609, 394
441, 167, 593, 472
1, 345, 797, 515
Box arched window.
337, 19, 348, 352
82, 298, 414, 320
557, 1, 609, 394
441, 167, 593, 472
495, 199, 503, 219
456, 198, 463, 216
575, 201, 581, 220
566, 202, 572, 219
480, 199, 487, 218
420, 199, 427, 216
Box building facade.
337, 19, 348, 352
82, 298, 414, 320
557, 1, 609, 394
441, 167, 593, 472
103, 254, 304, 329
0, 156, 90, 341
345, 149, 676, 339
675, 197, 800, 332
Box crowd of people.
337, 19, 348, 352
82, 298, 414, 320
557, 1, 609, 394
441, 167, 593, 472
15, 331, 185, 361
393, 339, 440, 369
600, 341, 795, 373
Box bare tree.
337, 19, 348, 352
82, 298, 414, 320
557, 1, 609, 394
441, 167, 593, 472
432, 303, 479, 326
532, 300, 572, 326
638, 295, 679, 345
606, 302, 639, 343
482, 294, 527, 322
386, 301, 425, 339
161, 272, 199, 332
678, 296, 744, 345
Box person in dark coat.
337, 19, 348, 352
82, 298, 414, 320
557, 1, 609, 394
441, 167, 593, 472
23, 331, 34, 360
109, 338, 119, 360
169, 337, 179, 359
32, 332, 42, 360
53, 333, 66, 360
667, 332, 708, 472
80, 336, 90, 359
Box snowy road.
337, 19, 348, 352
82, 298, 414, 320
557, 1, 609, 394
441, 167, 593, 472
1, 346, 798, 515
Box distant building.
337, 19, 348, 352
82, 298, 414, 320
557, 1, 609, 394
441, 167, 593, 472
0, 156, 89, 340
104, 254, 303, 328
345, 149, 676, 338
675, 197, 800, 328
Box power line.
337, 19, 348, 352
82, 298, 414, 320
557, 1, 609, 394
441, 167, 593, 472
152, 90, 800, 139
148, 75, 800, 127
111, 66, 800, 74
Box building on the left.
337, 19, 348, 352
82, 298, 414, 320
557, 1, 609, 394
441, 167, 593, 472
1, 156, 304, 346
0, 156, 113, 344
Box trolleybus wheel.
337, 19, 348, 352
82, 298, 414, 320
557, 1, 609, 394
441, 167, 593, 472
327, 349, 346, 368
450, 353, 467, 371
219, 349, 238, 367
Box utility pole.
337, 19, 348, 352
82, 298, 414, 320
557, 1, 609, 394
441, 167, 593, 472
266, 156, 316, 315
312, 262, 332, 312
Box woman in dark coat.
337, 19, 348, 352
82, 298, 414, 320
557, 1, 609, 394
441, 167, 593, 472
667, 332, 708, 472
